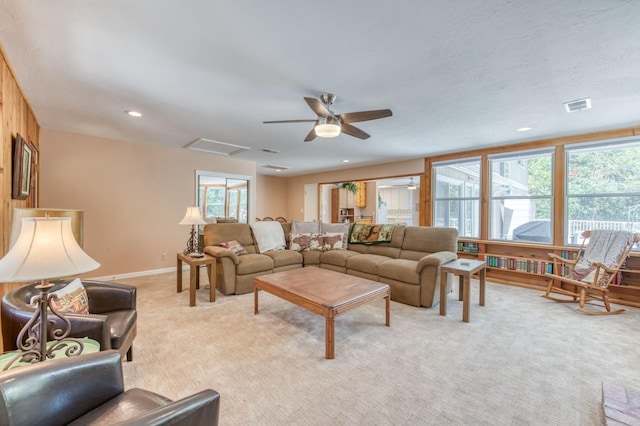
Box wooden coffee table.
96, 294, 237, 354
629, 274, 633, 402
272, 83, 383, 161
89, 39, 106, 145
254, 267, 390, 359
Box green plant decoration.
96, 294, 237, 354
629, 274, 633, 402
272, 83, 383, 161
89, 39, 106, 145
341, 182, 358, 193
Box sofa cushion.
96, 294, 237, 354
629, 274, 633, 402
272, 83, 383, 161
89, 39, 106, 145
378, 259, 420, 285
204, 224, 258, 254
320, 249, 359, 268
301, 250, 321, 266
401, 226, 458, 254
250, 222, 286, 253
346, 254, 392, 276
236, 254, 274, 275
263, 250, 303, 268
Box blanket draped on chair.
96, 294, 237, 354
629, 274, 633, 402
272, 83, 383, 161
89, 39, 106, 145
569, 230, 634, 285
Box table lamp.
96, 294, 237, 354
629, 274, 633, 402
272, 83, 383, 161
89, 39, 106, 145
0, 216, 100, 368
179, 206, 207, 255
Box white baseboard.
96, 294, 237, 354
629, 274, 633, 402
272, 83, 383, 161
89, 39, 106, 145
92, 266, 187, 282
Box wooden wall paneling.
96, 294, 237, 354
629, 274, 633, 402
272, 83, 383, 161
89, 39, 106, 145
480, 155, 489, 241
422, 158, 431, 226
1, 51, 41, 255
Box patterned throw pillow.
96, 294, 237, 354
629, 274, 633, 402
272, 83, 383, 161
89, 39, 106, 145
220, 240, 248, 255
321, 222, 351, 249
50, 278, 89, 314
323, 232, 346, 250
290, 233, 324, 251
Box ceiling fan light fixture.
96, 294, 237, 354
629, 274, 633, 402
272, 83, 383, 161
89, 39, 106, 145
315, 116, 341, 138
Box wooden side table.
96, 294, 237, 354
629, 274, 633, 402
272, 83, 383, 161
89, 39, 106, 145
176, 253, 216, 306
439, 259, 486, 322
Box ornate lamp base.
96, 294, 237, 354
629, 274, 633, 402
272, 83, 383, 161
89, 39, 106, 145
2, 279, 85, 371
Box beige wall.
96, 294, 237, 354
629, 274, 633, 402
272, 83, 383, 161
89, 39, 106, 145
282, 159, 424, 222
255, 174, 288, 220
39, 129, 256, 278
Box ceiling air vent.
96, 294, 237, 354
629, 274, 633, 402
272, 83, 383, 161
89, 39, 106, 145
185, 138, 250, 156
262, 164, 289, 171
563, 98, 592, 113
262, 148, 280, 154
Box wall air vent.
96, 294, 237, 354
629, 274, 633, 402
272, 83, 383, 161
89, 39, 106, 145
185, 138, 250, 156
563, 98, 592, 113
262, 164, 289, 171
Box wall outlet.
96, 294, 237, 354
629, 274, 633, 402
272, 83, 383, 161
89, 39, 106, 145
161, 253, 167, 261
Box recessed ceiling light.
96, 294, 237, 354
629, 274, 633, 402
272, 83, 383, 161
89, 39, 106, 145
516, 127, 532, 132
342, 159, 350, 163
125, 110, 142, 117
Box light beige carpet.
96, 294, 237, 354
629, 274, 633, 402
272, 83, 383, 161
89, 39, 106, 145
118, 271, 640, 425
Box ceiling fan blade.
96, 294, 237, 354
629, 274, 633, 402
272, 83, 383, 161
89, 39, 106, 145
263, 119, 317, 124
304, 125, 317, 142
339, 109, 392, 124
341, 123, 370, 140
304, 97, 331, 117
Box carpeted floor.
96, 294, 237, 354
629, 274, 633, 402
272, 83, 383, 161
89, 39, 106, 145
117, 271, 640, 425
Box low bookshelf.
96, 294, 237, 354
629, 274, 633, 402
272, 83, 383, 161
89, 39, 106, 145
457, 238, 640, 307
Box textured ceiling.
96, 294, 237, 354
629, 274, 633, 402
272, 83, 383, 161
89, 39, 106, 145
1, 1, 639, 176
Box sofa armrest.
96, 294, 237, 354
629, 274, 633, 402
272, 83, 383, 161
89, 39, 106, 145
416, 251, 458, 273
113, 389, 221, 426
0, 350, 124, 426
204, 246, 239, 264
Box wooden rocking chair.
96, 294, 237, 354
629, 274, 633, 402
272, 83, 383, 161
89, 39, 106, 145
542, 230, 638, 315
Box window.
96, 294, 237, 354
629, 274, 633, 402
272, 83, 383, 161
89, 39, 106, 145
489, 150, 553, 242
196, 171, 251, 223
433, 159, 481, 238
565, 140, 640, 245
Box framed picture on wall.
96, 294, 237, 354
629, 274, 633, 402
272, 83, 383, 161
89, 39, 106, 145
12, 133, 33, 200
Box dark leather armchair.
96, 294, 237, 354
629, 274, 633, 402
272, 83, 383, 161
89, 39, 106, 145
1, 280, 137, 361
0, 350, 220, 425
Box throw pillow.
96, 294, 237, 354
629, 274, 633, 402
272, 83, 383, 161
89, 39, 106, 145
320, 222, 350, 249
289, 233, 324, 251
49, 278, 89, 314
220, 240, 248, 255
291, 220, 321, 234
250, 222, 286, 253
323, 232, 346, 250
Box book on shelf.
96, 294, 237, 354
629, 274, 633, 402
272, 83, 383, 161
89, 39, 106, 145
457, 241, 479, 253
485, 255, 553, 275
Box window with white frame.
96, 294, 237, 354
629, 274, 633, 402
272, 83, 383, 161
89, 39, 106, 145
433, 159, 481, 238
565, 140, 640, 245
489, 150, 553, 242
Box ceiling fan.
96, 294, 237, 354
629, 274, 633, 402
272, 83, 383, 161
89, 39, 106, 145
263, 93, 392, 142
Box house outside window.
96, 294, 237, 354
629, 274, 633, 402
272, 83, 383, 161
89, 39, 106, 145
489, 150, 553, 242
433, 158, 481, 238
565, 140, 640, 245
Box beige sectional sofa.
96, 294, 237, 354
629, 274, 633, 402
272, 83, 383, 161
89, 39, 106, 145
203, 222, 458, 308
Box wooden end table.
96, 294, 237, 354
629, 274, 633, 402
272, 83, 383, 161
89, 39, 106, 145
176, 252, 216, 306
439, 259, 486, 322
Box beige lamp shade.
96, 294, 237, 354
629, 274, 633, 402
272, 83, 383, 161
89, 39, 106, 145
10, 208, 83, 248
179, 206, 207, 225
0, 217, 100, 283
